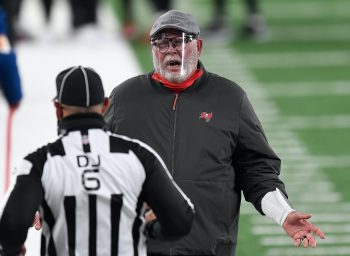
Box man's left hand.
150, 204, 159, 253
283, 211, 325, 248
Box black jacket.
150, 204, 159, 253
105, 62, 287, 256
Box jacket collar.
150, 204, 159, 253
58, 113, 106, 135
148, 60, 208, 94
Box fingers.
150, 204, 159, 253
288, 211, 326, 249
306, 233, 317, 248
32, 211, 42, 230
34, 220, 42, 230
144, 209, 157, 222
294, 236, 316, 248
303, 237, 309, 248
309, 224, 325, 239
294, 238, 302, 247
297, 212, 312, 220
298, 214, 325, 239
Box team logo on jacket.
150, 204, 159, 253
199, 112, 213, 122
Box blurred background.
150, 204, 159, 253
0, 0, 349, 255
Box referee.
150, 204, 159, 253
0, 66, 194, 256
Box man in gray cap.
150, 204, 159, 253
105, 10, 325, 256
0, 65, 194, 256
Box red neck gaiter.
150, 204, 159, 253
152, 69, 204, 93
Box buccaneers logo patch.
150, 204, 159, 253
199, 112, 213, 122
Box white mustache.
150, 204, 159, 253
164, 55, 182, 64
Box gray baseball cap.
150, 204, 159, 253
150, 10, 200, 38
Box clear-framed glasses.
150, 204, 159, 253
151, 32, 197, 53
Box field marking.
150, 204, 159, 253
182, 0, 350, 21
283, 182, 335, 193
290, 193, 341, 203
253, 224, 350, 235
242, 202, 350, 215
242, 51, 350, 68
268, 115, 350, 129
281, 155, 350, 167
261, 235, 350, 246
259, 81, 350, 97
270, 25, 350, 41
267, 246, 350, 256
289, 202, 350, 212
253, 214, 350, 224
263, 1, 350, 19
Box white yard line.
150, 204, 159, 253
290, 203, 350, 213
270, 25, 350, 42
253, 214, 350, 224
241, 51, 350, 68
282, 182, 335, 192
269, 115, 350, 129
182, 0, 350, 20
267, 246, 350, 256
253, 225, 350, 235
261, 81, 350, 97
281, 155, 350, 167
263, 1, 350, 19
262, 235, 350, 246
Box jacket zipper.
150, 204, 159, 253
172, 93, 179, 111
171, 93, 179, 176
170, 93, 179, 256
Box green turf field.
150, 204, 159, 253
111, 0, 350, 255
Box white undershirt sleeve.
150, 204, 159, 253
261, 188, 295, 226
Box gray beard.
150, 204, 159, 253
153, 49, 198, 83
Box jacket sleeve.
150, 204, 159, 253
135, 145, 195, 241
0, 157, 44, 255
104, 86, 119, 133
233, 93, 287, 214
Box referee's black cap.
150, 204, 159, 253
55, 66, 105, 107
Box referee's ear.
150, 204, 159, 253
53, 100, 64, 120
101, 97, 110, 115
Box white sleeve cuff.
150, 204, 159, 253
261, 188, 295, 226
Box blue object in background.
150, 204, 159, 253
0, 8, 22, 107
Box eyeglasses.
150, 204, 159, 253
151, 34, 196, 53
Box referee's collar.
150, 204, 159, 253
59, 113, 106, 135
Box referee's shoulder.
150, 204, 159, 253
24, 138, 65, 161
107, 132, 159, 160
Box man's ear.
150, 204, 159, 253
101, 98, 110, 114
197, 38, 203, 56
54, 101, 63, 120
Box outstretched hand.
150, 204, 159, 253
283, 211, 325, 248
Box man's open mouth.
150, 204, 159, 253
166, 60, 181, 67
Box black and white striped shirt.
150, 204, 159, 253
0, 113, 194, 256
